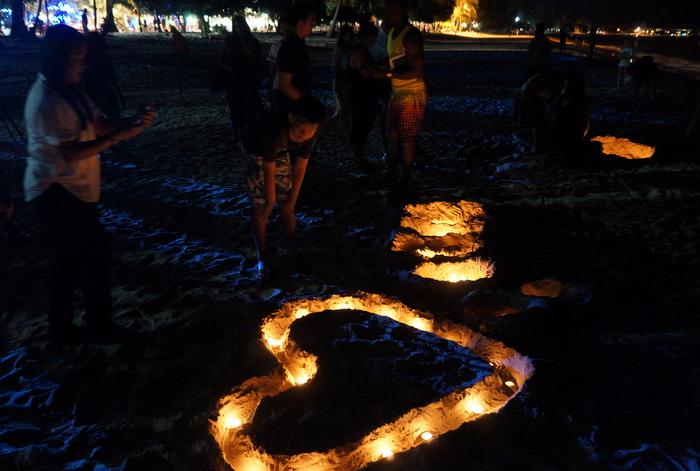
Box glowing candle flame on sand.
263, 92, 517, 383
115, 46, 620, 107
592, 136, 655, 160
413, 258, 495, 283
211, 293, 533, 471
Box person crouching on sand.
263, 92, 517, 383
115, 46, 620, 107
241, 96, 325, 281
24, 25, 157, 345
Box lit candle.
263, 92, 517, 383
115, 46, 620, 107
223, 414, 241, 429
504, 380, 516, 388
466, 399, 484, 414
420, 431, 433, 441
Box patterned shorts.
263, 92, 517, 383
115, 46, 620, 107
387, 91, 427, 144
243, 151, 292, 208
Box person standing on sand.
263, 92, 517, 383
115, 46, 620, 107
527, 23, 551, 78
347, 22, 381, 167
218, 16, 264, 142
382, 0, 426, 183
23, 25, 157, 344
242, 96, 325, 280
266, 16, 291, 103
81, 9, 89, 34
274, 5, 316, 118
617, 38, 634, 88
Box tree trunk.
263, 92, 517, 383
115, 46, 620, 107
93, 0, 97, 30
10, 0, 29, 38
196, 9, 209, 38
103, 0, 119, 33
327, 0, 342, 37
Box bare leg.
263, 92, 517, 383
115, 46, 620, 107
252, 206, 270, 267
401, 141, 416, 179
279, 201, 296, 239
386, 128, 400, 179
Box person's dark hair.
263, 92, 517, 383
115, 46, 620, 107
40, 25, 92, 130
40, 24, 85, 87
385, 0, 409, 13
233, 15, 253, 39
290, 95, 325, 123
535, 23, 545, 37
336, 24, 354, 47
86, 31, 106, 55
289, 4, 316, 26
358, 21, 378, 38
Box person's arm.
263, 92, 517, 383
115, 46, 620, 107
60, 110, 156, 163
350, 48, 375, 79
287, 155, 309, 207
388, 30, 424, 80
278, 71, 304, 101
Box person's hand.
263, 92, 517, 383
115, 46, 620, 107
111, 124, 144, 142
135, 109, 157, 128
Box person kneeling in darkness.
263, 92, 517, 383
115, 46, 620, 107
241, 96, 325, 280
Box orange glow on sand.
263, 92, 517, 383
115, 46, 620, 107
392, 201, 485, 259
592, 136, 655, 159
413, 258, 495, 283
211, 293, 533, 471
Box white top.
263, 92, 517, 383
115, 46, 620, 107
619, 46, 634, 67
24, 75, 101, 203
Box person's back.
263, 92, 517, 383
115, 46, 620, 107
528, 24, 551, 76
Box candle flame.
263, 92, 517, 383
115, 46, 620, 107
224, 414, 242, 429
211, 293, 534, 471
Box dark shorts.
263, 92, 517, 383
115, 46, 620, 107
242, 151, 292, 208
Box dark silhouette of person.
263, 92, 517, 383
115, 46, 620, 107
218, 15, 264, 142
275, 4, 316, 118
558, 25, 568, 54
84, 32, 124, 120
23, 25, 156, 344
81, 9, 89, 34
516, 70, 589, 157
588, 23, 598, 60
348, 22, 381, 167
527, 23, 551, 78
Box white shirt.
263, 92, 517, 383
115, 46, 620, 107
24, 75, 101, 203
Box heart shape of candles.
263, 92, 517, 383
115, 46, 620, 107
211, 293, 533, 471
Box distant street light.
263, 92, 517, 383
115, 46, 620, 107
515, 16, 521, 23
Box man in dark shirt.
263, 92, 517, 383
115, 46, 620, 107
242, 96, 325, 280
274, 5, 316, 117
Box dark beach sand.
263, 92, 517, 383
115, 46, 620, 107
1, 32, 699, 470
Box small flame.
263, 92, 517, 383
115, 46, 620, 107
295, 373, 310, 385
420, 431, 433, 441
380, 447, 393, 459
413, 258, 495, 283
409, 317, 430, 332
223, 414, 242, 429
504, 380, 516, 388
466, 398, 485, 414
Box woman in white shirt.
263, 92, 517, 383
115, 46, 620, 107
24, 25, 155, 344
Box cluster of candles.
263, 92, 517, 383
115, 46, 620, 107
212, 293, 533, 471
392, 201, 495, 283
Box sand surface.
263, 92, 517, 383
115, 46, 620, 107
1, 32, 699, 470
